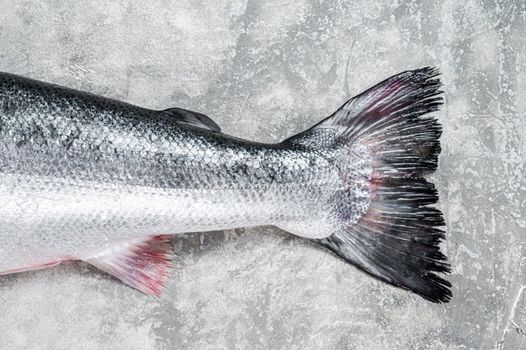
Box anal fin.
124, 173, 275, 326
0, 259, 62, 275
83, 235, 174, 296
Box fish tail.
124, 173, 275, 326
284, 67, 451, 302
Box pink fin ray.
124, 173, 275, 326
0, 259, 62, 275
83, 235, 174, 296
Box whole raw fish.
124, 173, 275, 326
0, 68, 451, 302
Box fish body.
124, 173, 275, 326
0, 69, 451, 302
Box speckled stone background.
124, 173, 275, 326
0, 0, 524, 349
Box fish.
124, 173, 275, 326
0, 67, 451, 302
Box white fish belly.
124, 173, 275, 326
0, 172, 332, 270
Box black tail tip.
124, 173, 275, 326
317, 237, 452, 304
413, 273, 452, 303
412, 270, 453, 304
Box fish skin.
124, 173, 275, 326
0, 72, 347, 271
0, 68, 451, 302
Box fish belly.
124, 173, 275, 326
0, 171, 326, 272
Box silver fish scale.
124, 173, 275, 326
0, 72, 371, 269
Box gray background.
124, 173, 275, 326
0, 0, 524, 349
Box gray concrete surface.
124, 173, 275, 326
0, 0, 524, 349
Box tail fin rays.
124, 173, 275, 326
292, 67, 451, 302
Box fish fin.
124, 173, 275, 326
83, 235, 174, 297
0, 259, 62, 275
286, 67, 451, 303
162, 107, 221, 132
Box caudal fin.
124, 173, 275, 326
287, 67, 451, 303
